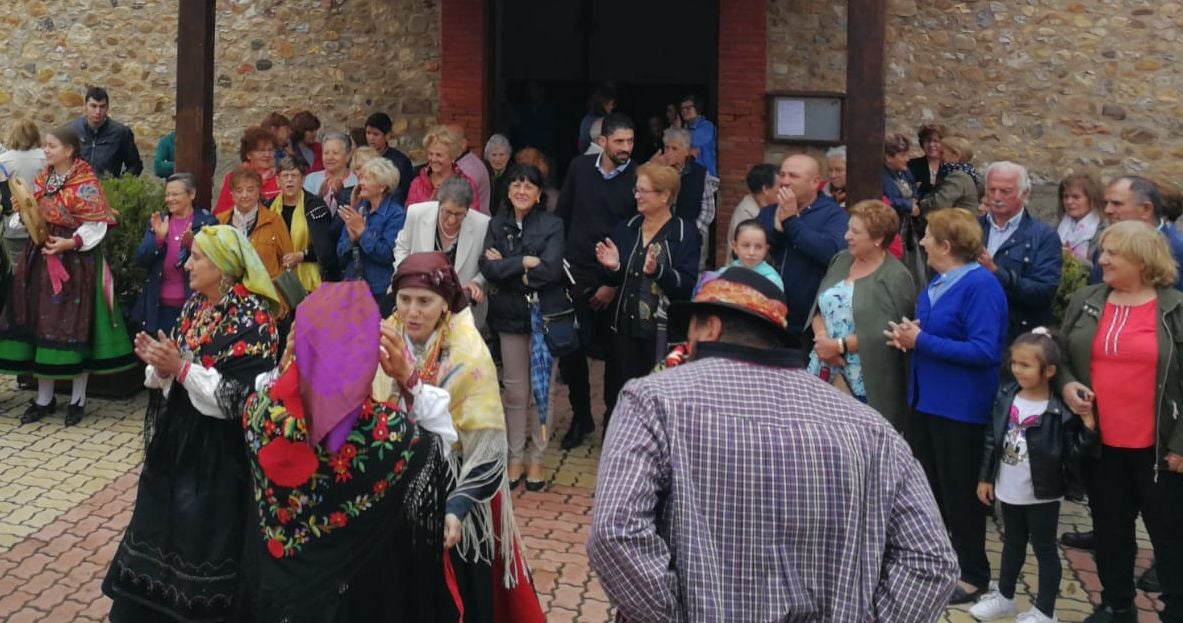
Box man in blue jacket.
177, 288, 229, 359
1088, 175, 1183, 290
758, 154, 848, 344
976, 161, 1062, 343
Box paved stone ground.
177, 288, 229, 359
0, 368, 1166, 622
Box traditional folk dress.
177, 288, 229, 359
0, 159, 135, 377
390, 306, 545, 623
104, 228, 282, 622
234, 281, 454, 622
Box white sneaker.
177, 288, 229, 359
968, 589, 1019, 620
1016, 607, 1057, 623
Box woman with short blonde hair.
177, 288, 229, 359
336, 156, 407, 299
406, 125, 479, 210
1057, 220, 1183, 621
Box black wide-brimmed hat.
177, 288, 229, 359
668, 267, 792, 344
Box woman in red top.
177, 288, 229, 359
406, 125, 479, 211
1058, 220, 1183, 622
213, 127, 281, 216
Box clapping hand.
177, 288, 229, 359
378, 320, 414, 387
151, 212, 170, 240
595, 238, 620, 271
775, 186, 800, 223
883, 317, 921, 352
340, 206, 365, 241
642, 244, 659, 276
135, 330, 183, 377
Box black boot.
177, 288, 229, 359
560, 414, 594, 450
20, 398, 56, 424
1083, 605, 1136, 623
1137, 562, 1160, 593
1060, 530, 1096, 550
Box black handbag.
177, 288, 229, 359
542, 308, 580, 358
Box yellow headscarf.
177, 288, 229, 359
269, 193, 322, 292
194, 225, 283, 313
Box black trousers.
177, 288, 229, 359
999, 501, 1061, 617
557, 289, 618, 433
606, 333, 658, 430
1086, 446, 1183, 620
908, 410, 990, 588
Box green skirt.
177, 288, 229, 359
0, 252, 136, 379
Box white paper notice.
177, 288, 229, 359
777, 99, 806, 137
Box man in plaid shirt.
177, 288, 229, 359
587, 267, 958, 622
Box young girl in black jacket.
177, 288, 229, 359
971, 328, 1097, 623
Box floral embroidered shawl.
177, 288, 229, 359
34, 159, 117, 228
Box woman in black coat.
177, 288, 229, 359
479, 164, 566, 490
594, 162, 700, 429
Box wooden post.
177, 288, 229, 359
845, 1, 886, 203
176, 0, 216, 208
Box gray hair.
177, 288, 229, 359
322, 131, 353, 152
1113, 175, 1164, 220
484, 134, 511, 159
985, 161, 1031, 196
165, 172, 197, 194
825, 145, 847, 162
663, 127, 692, 149
360, 157, 401, 195
437, 175, 474, 209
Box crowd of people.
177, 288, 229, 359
0, 83, 1180, 623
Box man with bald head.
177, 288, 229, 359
757, 154, 848, 343
447, 124, 493, 215
1088, 175, 1183, 289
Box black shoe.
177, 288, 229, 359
525, 479, 545, 492
1137, 562, 1160, 593
1083, 605, 1136, 623
19, 398, 56, 424
64, 402, 85, 427
560, 418, 594, 450
947, 584, 985, 605
1061, 529, 1097, 550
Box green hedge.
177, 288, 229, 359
101, 176, 163, 306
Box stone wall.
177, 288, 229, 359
0, 0, 441, 185
765, 0, 1181, 216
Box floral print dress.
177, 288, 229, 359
807, 280, 867, 399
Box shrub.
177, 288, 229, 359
1053, 249, 1089, 326
101, 176, 164, 306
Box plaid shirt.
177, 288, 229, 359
588, 342, 958, 622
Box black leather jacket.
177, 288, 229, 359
479, 207, 568, 334
978, 382, 1097, 501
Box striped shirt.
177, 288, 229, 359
588, 341, 959, 622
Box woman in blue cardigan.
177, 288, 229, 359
336, 157, 406, 300
886, 207, 1008, 606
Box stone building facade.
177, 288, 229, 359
0, 0, 440, 176
0, 0, 1175, 253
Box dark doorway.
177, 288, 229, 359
490, 0, 718, 184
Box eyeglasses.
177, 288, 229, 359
440, 209, 468, 221
633, 187, 659, 196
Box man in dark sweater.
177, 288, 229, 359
365, 112, 414, 205
757, 154, 848, 344
555, 113, 638, 449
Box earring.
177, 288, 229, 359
219, 276, 234, 298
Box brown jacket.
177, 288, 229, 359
217, 206, 293, 278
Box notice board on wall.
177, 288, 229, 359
766, 92, 845, 145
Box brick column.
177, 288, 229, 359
714, 0, 768, 265
439, 0, 489, 150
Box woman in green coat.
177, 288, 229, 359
919, 136, 983, 214
807, 199, 916, 430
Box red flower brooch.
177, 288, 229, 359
257, 437, 318, 488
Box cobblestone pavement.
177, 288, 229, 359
0, 368, 1166, 622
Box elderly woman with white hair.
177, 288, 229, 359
336, 157, 406, 299
822, 145, 847, 207
303, 131, 357, 213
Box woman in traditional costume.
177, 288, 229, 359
234, 280, 455, 622
103, 225, 281, 621
388, 252, 545, 623
0, 126, 135, 425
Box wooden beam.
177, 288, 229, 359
176, 0, 215, 209
845, 1, 886, 203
